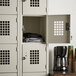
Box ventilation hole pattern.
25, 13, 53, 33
0, 50, 10, 65
54, 21, 64, 36
30, 0, 39, 7
0, 21, 10, 36
30, 50, 39, 64
0, 0, 10, 6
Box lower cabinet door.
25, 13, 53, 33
23, 43, 46, 72
0, 44, 17, 72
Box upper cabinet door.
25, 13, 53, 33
48, 0, 72, 14
0, 0, 17, 14
23, 0, 46, 15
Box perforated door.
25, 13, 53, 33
0, 15, 17, 43
48, 15, 70, 43
23, 43, 46, 72
23, 0, 46, 15
0, 0, 17, 14
0, 44, 17, 72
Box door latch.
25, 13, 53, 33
22, 57, 26, 60
66, 23, 70, 31
22, 55, 27, 60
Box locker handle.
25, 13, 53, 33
22, 57, 26, 60
66, 23, 70, 31
22, 55, 27, 60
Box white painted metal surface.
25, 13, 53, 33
17, 0, 23, 76
70, 0, 76, 44
0, 44, 17, 72
47, 0, 72, 14
0, 15, 17, 43
23, 43, 46, 72
0, 73, 17, 76
23, 73, 46, 76
0, 0, 17, 14
23, 0, 46, 15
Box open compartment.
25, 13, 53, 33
48, 15, 70, 43
22, 16, 46, 43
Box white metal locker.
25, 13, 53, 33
0, 44, 17, 72
23, 43, 46, 72
0, 15, 17, 43
0, 0, 17, 14
23, 0, 46, 15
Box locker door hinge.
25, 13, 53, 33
16, 7, 17, 12
16, 47, 17, 52
46, 8, 47, 12
16, 36, 17, 41
45, 47, 47, 51
16, 18, 17, 22
45, 65, 46, 69
16, 65, 17, 70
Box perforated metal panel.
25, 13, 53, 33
0, 0, 17, 14
0, 50, 10, 65
54, 21, 64, 36
0, 0, 10, 6
0, 73, 17, 76
0, 21, 10, 36
30, 0, 39, 7
30, 50, 39, 64
0, 15, 17, 43
0, 44, 17, 72
23, 43, 46, 72
23, 0, 46, 15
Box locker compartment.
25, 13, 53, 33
22, 43, 46, 72
23, 16, 46, 43
0, 15, 17, 43
0, 0, 17, 14
48, 15, 70, 43
23, 0, 46, 15
0, 44, 17, 72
